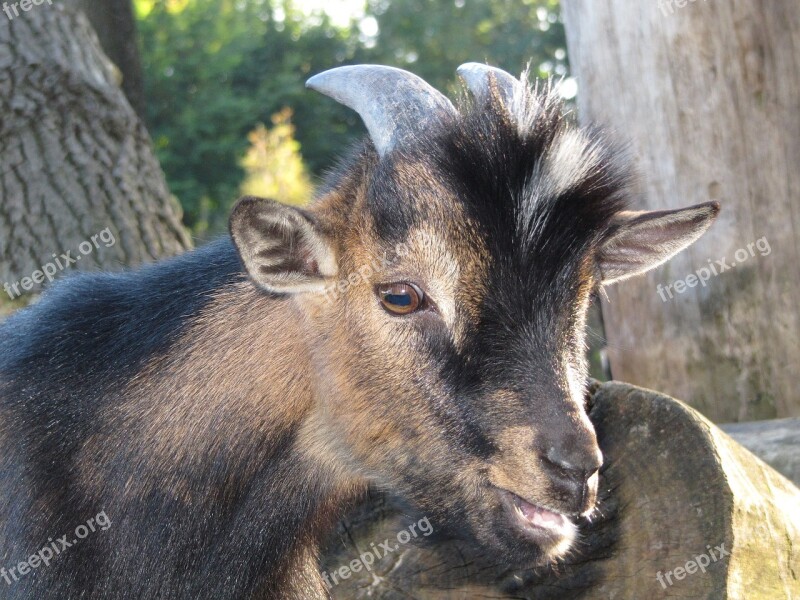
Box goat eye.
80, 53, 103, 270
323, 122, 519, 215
378, 282, 424, 315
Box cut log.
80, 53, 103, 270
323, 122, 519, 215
320, 381, 800, 598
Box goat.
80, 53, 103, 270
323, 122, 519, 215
0, 63, 719, 599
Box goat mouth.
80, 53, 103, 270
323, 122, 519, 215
496, 488, 574, 543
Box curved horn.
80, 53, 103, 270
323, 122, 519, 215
306, 65, 457, 157
457, 63, 524, 109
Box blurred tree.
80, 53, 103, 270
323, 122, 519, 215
137, 0, 366, 236
364, 0, 566, 93
0, 2, 191, 310
240, 108, 312, 207
135, 0, 566, 237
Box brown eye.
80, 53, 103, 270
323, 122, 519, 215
378, 282, 424, 315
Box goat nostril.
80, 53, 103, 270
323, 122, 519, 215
537, 450, 600, 515
544, 447, 602, 481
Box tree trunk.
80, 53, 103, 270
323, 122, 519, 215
561, 1, 800, 422
321, 381, 800, 599
75, 0, 146, 119
0, 2, 190, 304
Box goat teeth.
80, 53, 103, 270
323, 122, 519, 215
510, 494, 568, 531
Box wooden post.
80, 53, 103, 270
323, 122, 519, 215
321, 382, 800, 598
561, 0, 800, 422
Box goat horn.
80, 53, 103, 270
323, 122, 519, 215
457, 63, 523, 109
306, 65, 457, 157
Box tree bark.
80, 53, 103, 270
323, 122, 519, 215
0, 3, 190, 301
74, 0, 146, 119
561, 0, 800, 422
321, 381, 800, 598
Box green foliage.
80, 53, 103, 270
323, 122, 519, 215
137, 0, 566, 237
364, 0, 567, 94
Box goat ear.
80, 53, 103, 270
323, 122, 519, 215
598, 201, 720, 285
229, 196, 336, 294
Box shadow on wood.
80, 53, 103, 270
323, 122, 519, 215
320, 381, 800, 599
